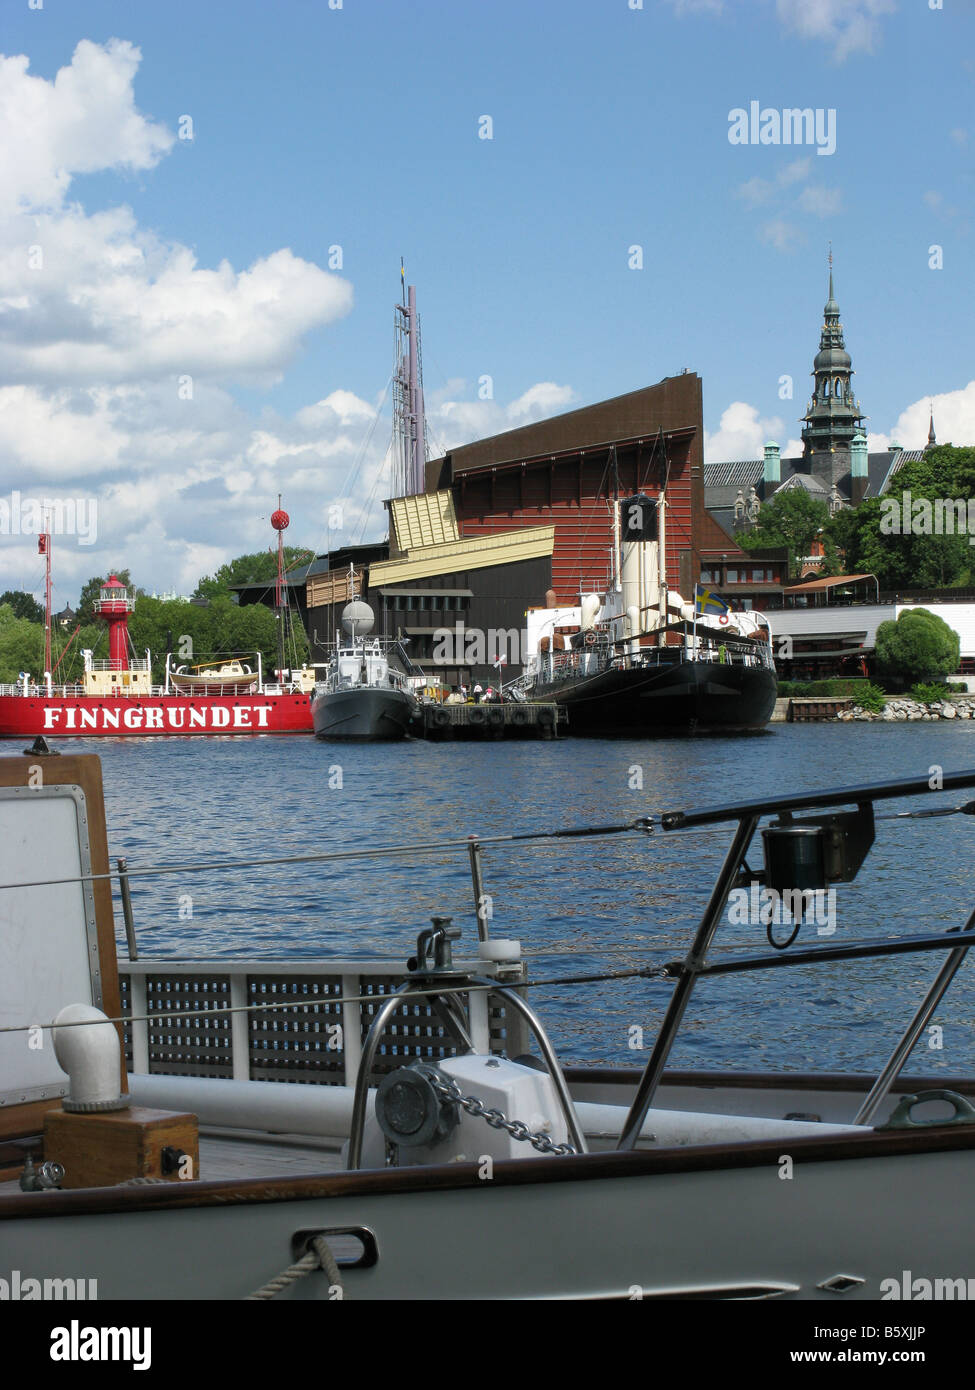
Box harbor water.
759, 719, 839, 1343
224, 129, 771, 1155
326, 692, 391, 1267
12, 723, 975, 1078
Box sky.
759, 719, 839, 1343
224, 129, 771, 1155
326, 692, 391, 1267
0, 0, 972, 605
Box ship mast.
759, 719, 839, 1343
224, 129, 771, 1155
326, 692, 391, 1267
393, 261, 427, 497
39, 527, 52, 677
271, 498, 290, 685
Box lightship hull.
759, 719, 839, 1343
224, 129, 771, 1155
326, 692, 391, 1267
0, 693, 313, 738
312, 687, 416, 740
532, 659, 777, 734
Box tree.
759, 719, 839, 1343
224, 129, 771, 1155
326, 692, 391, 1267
0, 590, 44, 623
738, 489, 830, 574
0, 605, 44, 683
193, 548, 314, 602
828, 445, 975, 591
874, 608, 960, 684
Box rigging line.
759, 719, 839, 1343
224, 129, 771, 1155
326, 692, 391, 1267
0, 821, 657, 893
568, 446, 616, 595
0, 966, 668, 1037
353, 435, 395, 546
308, 374, 393, 561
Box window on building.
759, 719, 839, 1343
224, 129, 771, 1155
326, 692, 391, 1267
834, 378, 844, 399
752, 568, 765, 582
726, 569, 738, 584
700, 569, 713, 584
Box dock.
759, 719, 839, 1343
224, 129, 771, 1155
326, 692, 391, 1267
787, 697, 856, 722
411, 701, 566, 739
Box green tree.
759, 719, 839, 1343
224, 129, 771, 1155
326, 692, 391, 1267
738, 489, 830, 574
874, 608, 960, 683
193, 548, 314, 602
0, 605, 44, 683
830, 445, 975, 591
0, 590, 44, 623
127, 595, 308, 683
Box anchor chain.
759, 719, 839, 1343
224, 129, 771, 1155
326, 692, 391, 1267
428, 1073, 578, 1157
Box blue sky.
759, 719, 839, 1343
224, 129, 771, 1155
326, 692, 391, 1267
0, 0, 972, 600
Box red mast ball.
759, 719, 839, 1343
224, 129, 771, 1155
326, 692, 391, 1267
271, 510, 290, 531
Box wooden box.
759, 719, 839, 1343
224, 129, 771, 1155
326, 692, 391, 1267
43, 1106, 199, 1189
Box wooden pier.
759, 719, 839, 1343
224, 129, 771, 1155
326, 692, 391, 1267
788, 697, 856, 722
411, 701, 566, 740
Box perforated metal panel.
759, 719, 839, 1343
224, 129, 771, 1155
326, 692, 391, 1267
144, 975, 233, 1078
248, 975, 344, 1083
119, 964, 525, 1086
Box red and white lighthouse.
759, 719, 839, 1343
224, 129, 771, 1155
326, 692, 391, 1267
94, 577, 135, 671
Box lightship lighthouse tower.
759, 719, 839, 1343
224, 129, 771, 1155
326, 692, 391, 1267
94, 577, 135, 670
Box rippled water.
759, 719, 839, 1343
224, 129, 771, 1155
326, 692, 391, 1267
13, 723, 975, 1078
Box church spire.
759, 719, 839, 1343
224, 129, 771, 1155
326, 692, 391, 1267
801, 255, 864, 488
927, 408, 937, 450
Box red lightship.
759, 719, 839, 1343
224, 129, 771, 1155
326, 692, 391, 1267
0, 527, 314, 739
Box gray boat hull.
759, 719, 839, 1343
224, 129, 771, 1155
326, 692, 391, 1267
4, 1126, 973, 1300
311, 686, 416, 740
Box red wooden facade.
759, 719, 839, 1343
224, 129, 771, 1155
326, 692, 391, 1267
426, 374, 748, 606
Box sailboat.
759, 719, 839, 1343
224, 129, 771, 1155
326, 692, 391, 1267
521, 482, 777, 734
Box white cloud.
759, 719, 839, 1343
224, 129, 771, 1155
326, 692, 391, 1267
774, 0, 896, 61
0, 40, 353, 389
736, 177, 775, 209
704, 402, 786, 463
760, 218, 803, 252
667, 0, 894, 60
779, 158, 812, 186
797, 185, 843, 217
0, 40, 173, 216
428, 382, 575, 453
735, 159, 838, 249
0, 39, 575, 602
888, 383, 975, 451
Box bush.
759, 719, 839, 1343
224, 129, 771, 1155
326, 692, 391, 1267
777, 678, 872, 698
874, 608, 960, 683
853, 683, 887, 713
910, 682, 955, 705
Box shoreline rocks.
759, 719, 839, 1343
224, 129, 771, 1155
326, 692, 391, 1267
834, 698, 974, 723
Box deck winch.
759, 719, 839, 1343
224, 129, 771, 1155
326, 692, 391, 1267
375, 1062, 459, 1151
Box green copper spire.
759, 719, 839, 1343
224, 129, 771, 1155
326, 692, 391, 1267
801, 256, 864, 485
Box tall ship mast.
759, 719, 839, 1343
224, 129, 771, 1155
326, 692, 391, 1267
392, 260, 427, 498
0, 512, 316, 739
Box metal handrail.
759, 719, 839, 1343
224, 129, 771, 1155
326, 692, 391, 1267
616, 768, 975, 1150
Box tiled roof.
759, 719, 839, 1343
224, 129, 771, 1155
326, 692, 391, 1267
776, 472, 828, 494
703, 460, 763, 487
879, 448, 925, 495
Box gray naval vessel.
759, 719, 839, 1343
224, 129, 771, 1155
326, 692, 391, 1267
311, 599, 418, 740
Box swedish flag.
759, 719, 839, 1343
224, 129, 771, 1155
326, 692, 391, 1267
695, 584, 729, 616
